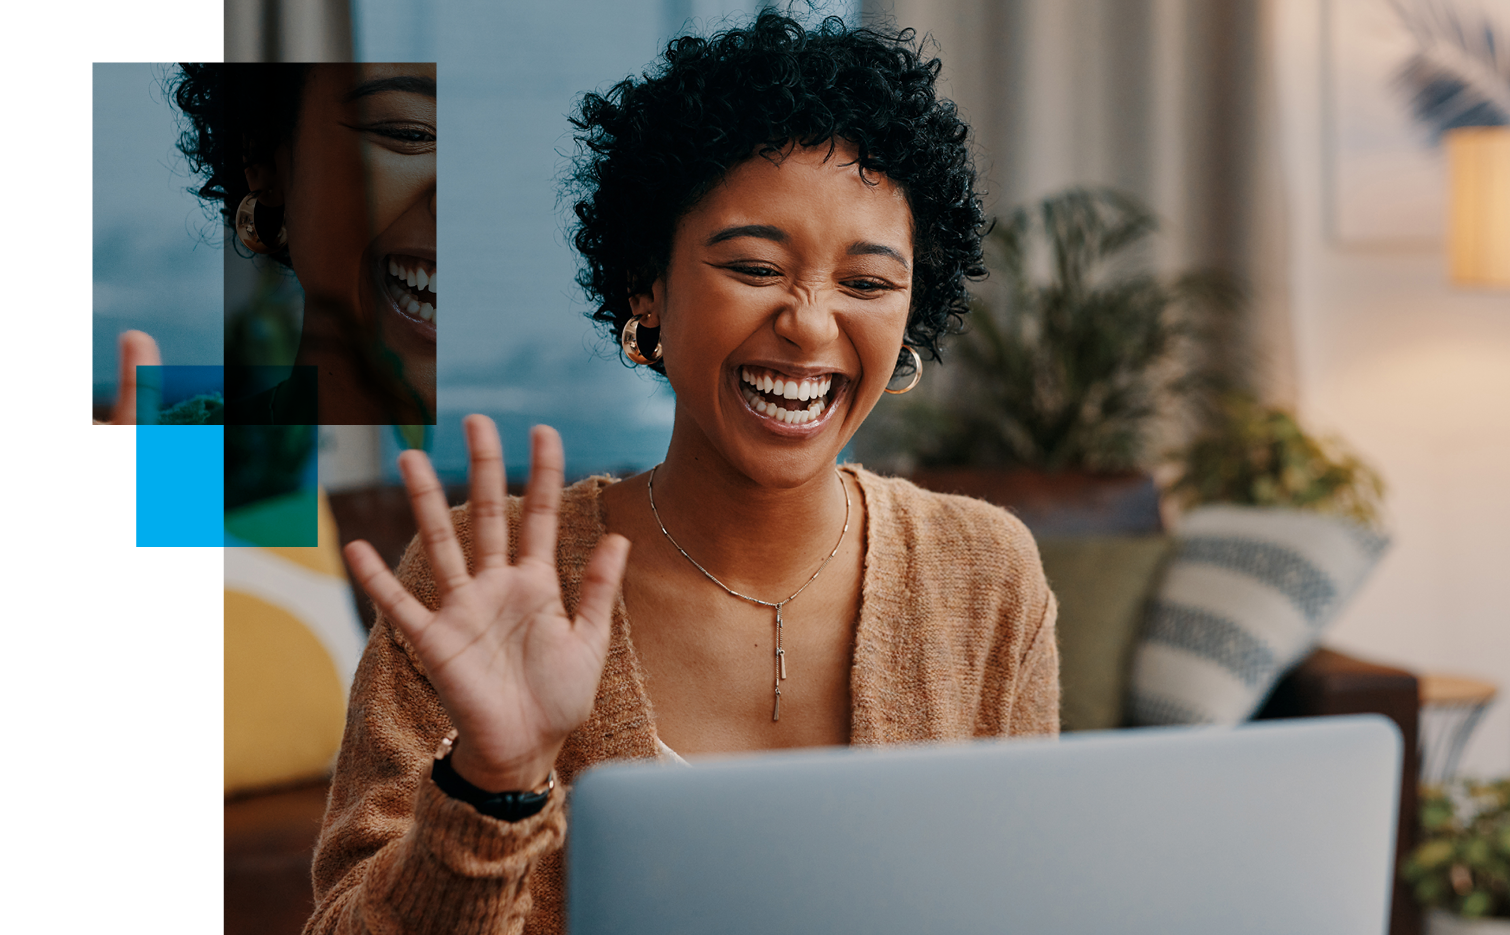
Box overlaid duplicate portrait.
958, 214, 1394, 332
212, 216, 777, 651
211, 62, 438, 426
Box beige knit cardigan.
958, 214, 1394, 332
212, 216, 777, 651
303, 466, 1059, 935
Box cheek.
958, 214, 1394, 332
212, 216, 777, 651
362, 150, 435, 230
853, 299, 913, 367
286, 144, 371, 292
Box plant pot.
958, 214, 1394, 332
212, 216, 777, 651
907, 468, 1163, 536
1427, 910, 1510, 935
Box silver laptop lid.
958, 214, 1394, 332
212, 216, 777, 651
568, 716, 1401, 935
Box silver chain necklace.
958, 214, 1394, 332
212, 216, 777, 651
646, 465, 851, 721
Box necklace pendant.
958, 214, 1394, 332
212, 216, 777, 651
773, 688, 781, 722
777, 648, 787, 680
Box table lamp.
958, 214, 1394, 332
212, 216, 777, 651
1446, 125, 1510, 287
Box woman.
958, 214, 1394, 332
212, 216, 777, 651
310, 15, 1057, 935
103, 62, 437, 425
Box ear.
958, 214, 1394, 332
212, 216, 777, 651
627, 278, 663, 329
243, 161, 285, 208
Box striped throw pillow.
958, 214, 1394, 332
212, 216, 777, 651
1127, 506, 1388, 726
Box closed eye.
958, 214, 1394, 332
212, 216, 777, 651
727, 264, 781, 278
352, 123, 437, 153
373, 126, 435, 143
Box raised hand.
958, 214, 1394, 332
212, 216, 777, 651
343, 417, 630, 792
100, 330, 163, 425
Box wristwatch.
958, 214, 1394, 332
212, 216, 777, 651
431, 732, 555, 822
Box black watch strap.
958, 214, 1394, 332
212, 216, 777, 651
431, 752, 555, 822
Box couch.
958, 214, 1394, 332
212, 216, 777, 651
224, 482, 1420, 935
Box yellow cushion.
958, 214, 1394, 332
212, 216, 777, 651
224, 591, 347, 792
224, 490, 367, 796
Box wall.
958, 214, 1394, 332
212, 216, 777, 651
1275, 0, 1510, 777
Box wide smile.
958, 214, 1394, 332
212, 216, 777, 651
382, 254, 437, 336
735, 365, 847, 433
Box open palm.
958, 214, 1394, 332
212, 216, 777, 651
344, 417, 630, 792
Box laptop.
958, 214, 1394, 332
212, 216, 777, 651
567, 716, 1401, 935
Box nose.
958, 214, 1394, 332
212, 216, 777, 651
772, 284, 840, 351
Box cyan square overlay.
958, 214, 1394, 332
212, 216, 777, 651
137, 424, 225, 547
133, 365, 318, 547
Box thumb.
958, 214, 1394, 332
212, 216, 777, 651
572, 533, 630, 650
111, 331, 163, 426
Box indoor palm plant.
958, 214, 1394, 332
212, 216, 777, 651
860, 187, 1240, 532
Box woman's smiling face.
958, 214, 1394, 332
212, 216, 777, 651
633, 142, 914, 487
259, 63, 437, 419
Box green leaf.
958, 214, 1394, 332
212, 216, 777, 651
1414, 840, 1457, 869
1460, 890, 1492, 917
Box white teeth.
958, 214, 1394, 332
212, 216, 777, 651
417, 268, 429, 290
388, 258, 399, 277
740, 368, 835, 422
419, 302, 435, 322
405, 296, 420, 314
427, 270, 436, 295
742, 381, 828, 426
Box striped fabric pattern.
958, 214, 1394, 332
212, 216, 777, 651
1128, 506, 1388, 726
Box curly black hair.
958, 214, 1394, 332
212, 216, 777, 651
567, 12, 987, 378
170, 63, 310, 266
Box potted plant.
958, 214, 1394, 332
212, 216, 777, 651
860, 187, 1240, 533
1168, 392, 1386, 526
1401, 779, 1510, 933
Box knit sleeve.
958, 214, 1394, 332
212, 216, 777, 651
970, 510, 1061, 740
303, 513, 566, 935
1007, 588, 1061, 737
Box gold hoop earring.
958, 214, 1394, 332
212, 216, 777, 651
884, 345, 923, 394
235, 191, 287, 254
620, 315, 662, 366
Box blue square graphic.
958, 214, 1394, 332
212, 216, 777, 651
136, 425, 226, 547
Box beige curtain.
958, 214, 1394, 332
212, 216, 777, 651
225, 0, 354, 62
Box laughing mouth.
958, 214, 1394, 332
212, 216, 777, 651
385, 256, 437, 323
739, 366, 835, 426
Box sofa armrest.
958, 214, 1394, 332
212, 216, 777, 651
225, 778, 332, 935
1256, 648, 1420, 935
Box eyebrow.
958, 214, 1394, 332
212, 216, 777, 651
705, 224, 786, 247
345, 76, 437, 102
848, 241, 910, 268
706, 225, 910, 268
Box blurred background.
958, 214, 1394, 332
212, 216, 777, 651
176, 2, 1510, 933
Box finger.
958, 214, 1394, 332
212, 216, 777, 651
111, 331, 162, 425
343, 539, 432, 637
464, 415, 509, 571
517, 425, 565, 565
398, 449, 473, 594
572, 533, 630, 648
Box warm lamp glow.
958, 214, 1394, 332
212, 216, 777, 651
1447, 126, 1510, 288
